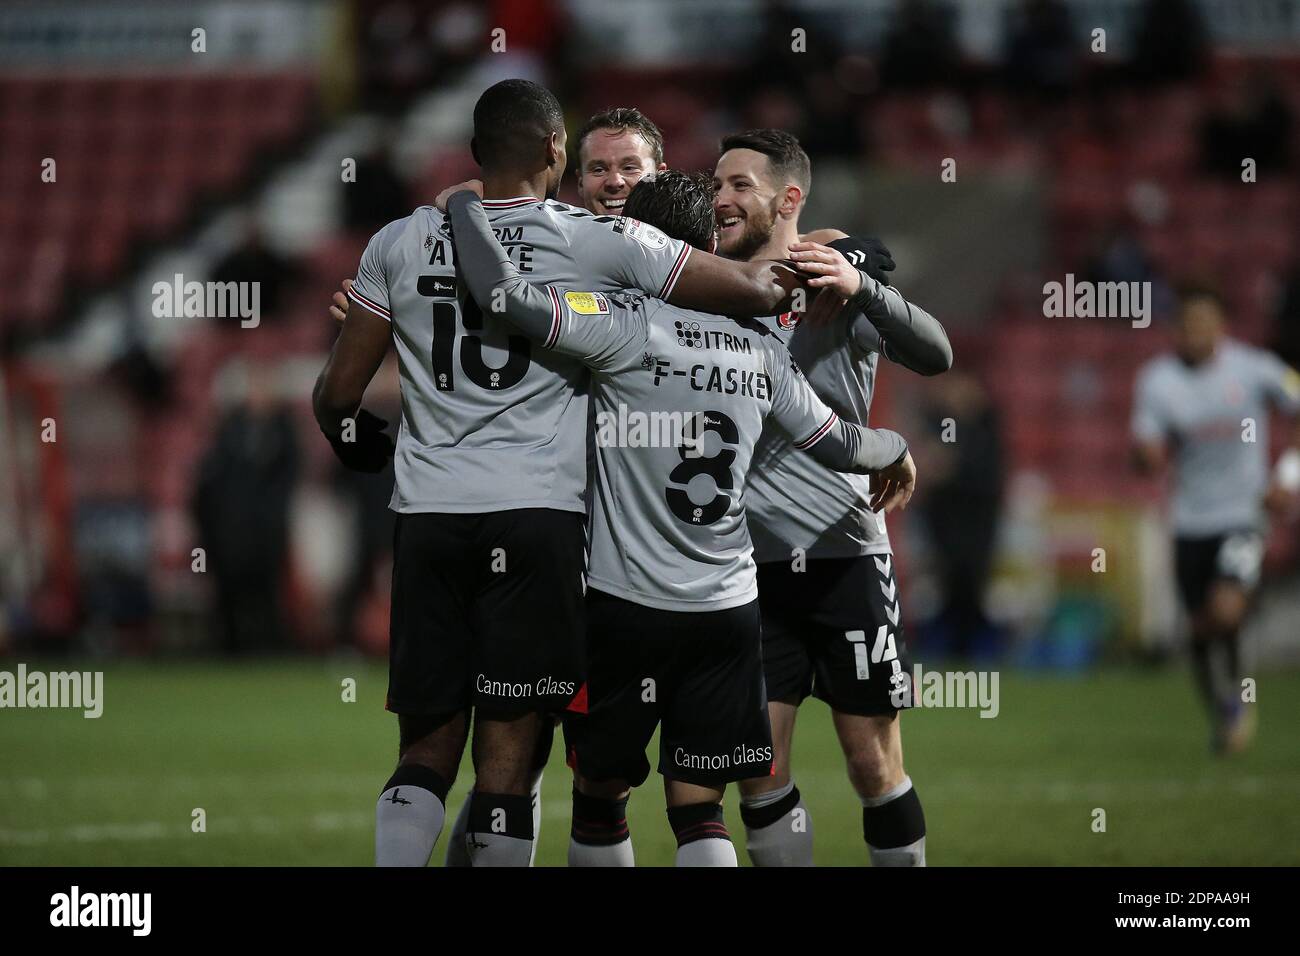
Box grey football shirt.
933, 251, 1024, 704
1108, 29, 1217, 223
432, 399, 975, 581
1132, 339, 1300, 536
745, 279, 947, 564
552, 294, 856, 611
746, 304, 889, 562
347, 198, 691, 514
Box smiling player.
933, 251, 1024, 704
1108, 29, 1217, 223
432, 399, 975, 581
715, 129, 952, 867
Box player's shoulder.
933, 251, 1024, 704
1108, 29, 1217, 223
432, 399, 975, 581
543, 198, 593, 219
549, 202, 676, 251
1222, 338, 1277, 369
371, 206, 442, 245
371, 210, 419, 240
543, 198, 616, 229
801, 227, 850, 244
1138, 352, 1182, 383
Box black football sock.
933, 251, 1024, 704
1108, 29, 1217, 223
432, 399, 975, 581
862, 776, 926, 867
568, 788, 633, 866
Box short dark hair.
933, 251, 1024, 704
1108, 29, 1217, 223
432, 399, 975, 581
575, 107, 666, 166
719, 128, 811, 196
622, 170, 715, 252
472, 79, 565, 170
1177, 279, 1226, 313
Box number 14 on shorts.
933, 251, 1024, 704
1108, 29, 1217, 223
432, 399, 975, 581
846, 627, 897, 680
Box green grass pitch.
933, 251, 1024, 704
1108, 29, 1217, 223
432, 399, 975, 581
2, 661, 1297, 865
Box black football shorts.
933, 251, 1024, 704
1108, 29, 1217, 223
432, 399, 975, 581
565, 588, 772, 788
1174, 530, 1264, 614
757, 554, 912, 717
386, 508, 587, 720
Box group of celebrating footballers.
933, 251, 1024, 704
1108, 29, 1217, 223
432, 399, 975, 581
317, 78, 950, 866
312, 68, 1300, 867
315, 74, 1300, 868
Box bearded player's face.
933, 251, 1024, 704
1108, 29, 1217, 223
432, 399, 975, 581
712, 148, 781, 260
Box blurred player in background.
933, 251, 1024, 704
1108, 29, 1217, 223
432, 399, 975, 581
715, 129, 952, 867
443, 169, 915, 865
1132, 283, 1300, 754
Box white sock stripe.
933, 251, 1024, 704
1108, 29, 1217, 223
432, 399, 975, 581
860, 775, 913, 808
740, 778, 796, 811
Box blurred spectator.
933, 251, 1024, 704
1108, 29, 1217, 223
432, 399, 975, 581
1199, 71, 1294, 179
209, 220, 301, 325
356, 1, 441, 110
1082, 222, 1175, 318
191, 363, 300, 655
1129, 0, 1209, 85
799, 69, 865, 158
880, 0, 960, 90
491, 0, 566, 67
918, 372, 1006, 659
108, 336, 174, 411
1003, 0, 1077, 99
342, 141, 411, 235
736, 0, 865, 158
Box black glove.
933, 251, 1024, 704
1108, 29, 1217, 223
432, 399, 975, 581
829, 236, 895, 287
325, 409, 394, 473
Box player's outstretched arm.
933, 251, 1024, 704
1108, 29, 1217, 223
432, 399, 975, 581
1130, 363, 1169, 475
1264, 391, 1300, 515
794, 408, 916, 513
846, 283, 952, 375
766, 339, 912, 492
792, 240, 952, 375
445, 191, 558, 343
446, 191, 635, 367
666, 249, 804, 316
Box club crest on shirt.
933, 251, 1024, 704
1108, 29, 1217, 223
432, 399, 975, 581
777, 311, 800, 330
615, 216, 670, 251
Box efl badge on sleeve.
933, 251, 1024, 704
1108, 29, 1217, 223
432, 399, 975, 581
564, 291, 610, 315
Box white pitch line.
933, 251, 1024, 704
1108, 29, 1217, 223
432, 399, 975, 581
0, 772, 380, 799
0, 811, 373, 847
